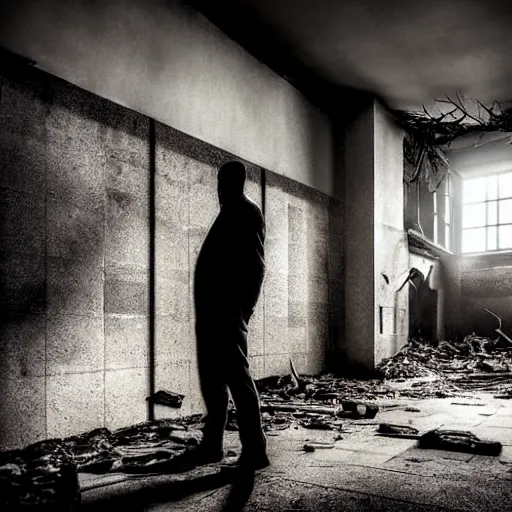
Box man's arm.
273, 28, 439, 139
237, 206, 265, 318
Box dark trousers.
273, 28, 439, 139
196, 314, 266, 456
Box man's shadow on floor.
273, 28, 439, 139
81, 467, 256, 511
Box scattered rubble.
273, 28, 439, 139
303, 442, 335, 452
0, 439, 80, 511
419, 430, 502, 456
3, 333, 512, 508
377, 424, 420, 439
377, 335, 512, 398
0, 417, 206, 509
146, 390, 185, 408
300, 418, 336, 430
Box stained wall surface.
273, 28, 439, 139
0, 67, 343, 449
0, 0, 334, 197
0, 68, 151, 449
154, 126, 342, 420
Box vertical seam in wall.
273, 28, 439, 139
187, 140, 192, 415
371, 100, 377, 369
44, 195, 48, 439
261, 167, 266, 217
102, 129, 107, 429
326, 240, 332, 370
188, 143, 193, 413
261, 168, 266, 371
148, 118, 156, 421
306, 205, 310, 370
43, 86, 48, 440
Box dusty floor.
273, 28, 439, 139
79, 395, 512, 511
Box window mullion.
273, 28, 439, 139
497, 198, 500, 249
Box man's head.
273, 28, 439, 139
218, 161, 246, 205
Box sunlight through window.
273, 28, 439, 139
462, 172, 512, 253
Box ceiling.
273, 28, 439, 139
199, 0, 512, 111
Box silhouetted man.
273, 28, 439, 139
183, 161, 268, 471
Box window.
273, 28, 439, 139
462, 172, 512, 253
433, 175, 452, 251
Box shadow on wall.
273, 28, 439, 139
0, 56, 152, 449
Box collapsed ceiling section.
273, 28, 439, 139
393, 97, 512, 189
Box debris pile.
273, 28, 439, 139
377, 339, 444, 379
3, 333, 512, 506
0, 439, 80, 511
377, 423, 420, 438
0, 417, 206, 508
256, 372, 395, 403
377, 335, 512, 397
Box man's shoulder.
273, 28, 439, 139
242, 195, 263, 219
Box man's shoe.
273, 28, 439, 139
153, 444, 224, 473
220, 452, 270, 473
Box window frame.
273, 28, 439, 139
433, 174, 452, 252
461, 171, 512, 254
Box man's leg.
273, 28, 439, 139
150, 321, 226, 473
225, 319, 268, 468
196, 320, 229, 458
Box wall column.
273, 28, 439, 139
341, 99, 408, 375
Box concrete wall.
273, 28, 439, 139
0, 66, 343, 448
153, 125, 342, 422
374, 103, 409, 363
342, 100, 407, 373
0, 0, 347, 450
439, 253, 512, 339
0, 68, 151, 450
343, 98, 375, 372
0, 0, 334, 197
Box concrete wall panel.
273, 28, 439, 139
0, 133, 46, 197
155, 317, 193, 365
47, 258, 104, 316
46, 314, 104, 375
105, 268, 149, 316
105, 316, 150, 371
0, 315, 46, 380
105, 159, 150, 269
105, 368, 149, 431
46, 371, 104, 438
0, 69, 153, 448
0, 376, 46, 451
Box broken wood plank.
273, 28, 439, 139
419, 430, 502, 456
146, 390, 185, 408
378, 423, 420, 436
